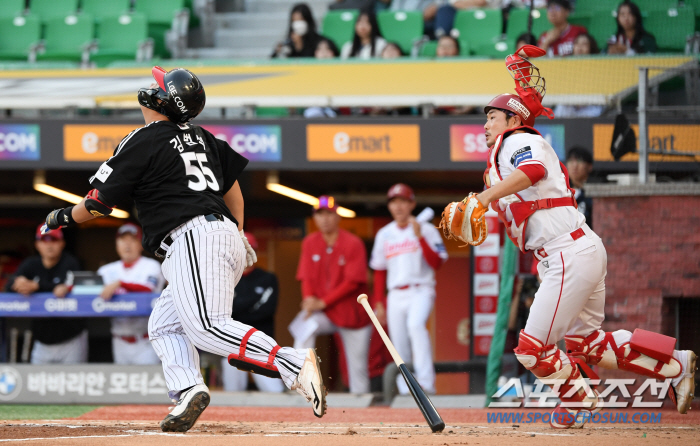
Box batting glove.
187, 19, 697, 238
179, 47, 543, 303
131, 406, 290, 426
239, 230, 257, 268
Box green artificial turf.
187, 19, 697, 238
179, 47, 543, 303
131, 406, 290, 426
0, 405, 101, 420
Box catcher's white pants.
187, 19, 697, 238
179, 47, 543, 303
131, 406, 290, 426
293, 310, 372, 394
219, 357, 285, 392
525, 224, 607, 346
147, 216, 306, 399
387, 285, 436, 395
31, 330, 88, 364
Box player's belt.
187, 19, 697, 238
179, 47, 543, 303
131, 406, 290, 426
155, 213, 225, 259
116, 333, 149, 343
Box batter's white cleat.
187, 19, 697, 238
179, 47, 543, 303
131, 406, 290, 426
292, 348, 327, 418
671, 350, 697, 414
160, 384, 210, 432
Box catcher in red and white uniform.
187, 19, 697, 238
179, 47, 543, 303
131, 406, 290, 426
440, 45, 696, 428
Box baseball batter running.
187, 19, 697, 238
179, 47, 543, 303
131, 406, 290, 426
41, 66, 326, 432
440, 46, 696, 428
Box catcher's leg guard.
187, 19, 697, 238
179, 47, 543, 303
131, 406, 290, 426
227, 328, 282, 379
515, 330, 600, 429
565, 329, 682, 380
566, 329, 696, 413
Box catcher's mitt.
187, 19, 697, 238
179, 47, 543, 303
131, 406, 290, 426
439, 193, 488, 246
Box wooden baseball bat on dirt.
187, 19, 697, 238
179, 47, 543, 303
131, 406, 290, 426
356, 293, 445, 433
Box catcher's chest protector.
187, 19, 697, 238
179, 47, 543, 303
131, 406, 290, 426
485, 127, 577, 252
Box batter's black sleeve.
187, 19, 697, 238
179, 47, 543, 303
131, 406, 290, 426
88, 126, 155, 207
213, 137, 249, 195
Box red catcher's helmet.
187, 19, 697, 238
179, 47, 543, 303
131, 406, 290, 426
387, 183, 415, 201
484, 93, 535, 127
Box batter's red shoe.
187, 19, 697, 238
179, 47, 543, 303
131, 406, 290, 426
292, 349, 327, 418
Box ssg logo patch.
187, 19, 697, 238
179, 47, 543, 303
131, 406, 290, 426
510, 146, 532, 167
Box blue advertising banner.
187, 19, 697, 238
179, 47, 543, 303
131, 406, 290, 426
534, 124, 565, 160
0, 124, 40, 160
0, 293, 158, 317
202, 125, 282, 162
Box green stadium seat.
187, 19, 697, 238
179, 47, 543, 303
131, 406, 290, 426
587, 10, 618, 50
90, 13, 151, 67
645, 6, 695, 52
0, 0, 25, 18
134, 0, 188, 58
29, 0, 78, 21
0, 15, 41, 61
81, 0, 131, 21
377, 10, 424, 55
37, 14, 94, 62
634, 0, 679, 14
322, 10, 359, 51
680, 0, 700, 31
568, 12, 591, 31
506, 8, 550, 43
474, 40, 513, 58
453, 9, 502, 49
574, 0, 619, 16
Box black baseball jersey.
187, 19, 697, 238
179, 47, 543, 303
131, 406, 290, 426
89, 120, 249, 253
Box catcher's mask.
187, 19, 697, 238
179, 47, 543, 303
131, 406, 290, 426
484, 93, 535, 127
138, 66, 206, 124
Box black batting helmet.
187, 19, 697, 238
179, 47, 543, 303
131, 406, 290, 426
137, 66, 206, 124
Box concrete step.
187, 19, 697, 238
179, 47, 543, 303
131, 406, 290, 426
214, 28, 283, 49
213, 12, 289, 31
185, 46, 272, 59
244, 0, 328, 16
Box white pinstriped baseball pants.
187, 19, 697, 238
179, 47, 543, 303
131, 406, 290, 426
148, 216, 306, 399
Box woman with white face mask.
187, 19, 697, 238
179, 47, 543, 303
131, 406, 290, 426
272, 3, 322, 58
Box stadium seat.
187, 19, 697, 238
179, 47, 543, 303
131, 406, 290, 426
574, 0, 619, 16
474, 40, 513, 58
568, 12, 591, 31
322, 10, 359, 51
377, 11, 424, 55
29, 0, 78, 21
681, 0, 700, 31
81, 0, 131, 21
453, 9, 502, 50
37, 14, 94, 62
0, 0, 25, 18
0, 15, 41, 61
587, 10, 618, 50
645, 6, 695, 52
506, 8, 549, 44
90, 13, 151, 67
134, 0, 188, 58
634, 0, 679, 14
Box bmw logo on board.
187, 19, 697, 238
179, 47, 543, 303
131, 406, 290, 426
0, 366, 22, 401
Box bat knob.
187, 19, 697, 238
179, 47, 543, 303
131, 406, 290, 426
356, 293, 368, 304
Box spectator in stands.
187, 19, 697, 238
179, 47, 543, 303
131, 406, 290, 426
294, 196, 372, 394
381, 42, 404, 58
436, 35, 460, 57
220, 232, 285, 392
515, 32, 537, 50
341, 10, 388, 59
97, 223, 164, 365
573, 32, 599, 55
390, 0, 439, 37
605, 1, 657, 55
314, 37, 340, 59
434, 0, 502, 37
566, 146, 594, 228
6, 225, 87, 364
271, 3, 323, 58
537, 0, 588, 56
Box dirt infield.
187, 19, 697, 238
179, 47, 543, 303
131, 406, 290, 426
2, 405, 699, 445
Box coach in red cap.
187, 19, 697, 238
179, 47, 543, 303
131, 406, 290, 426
294, 195, 372, 394
5, 224, 86, 364
370, 184, 447, 395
